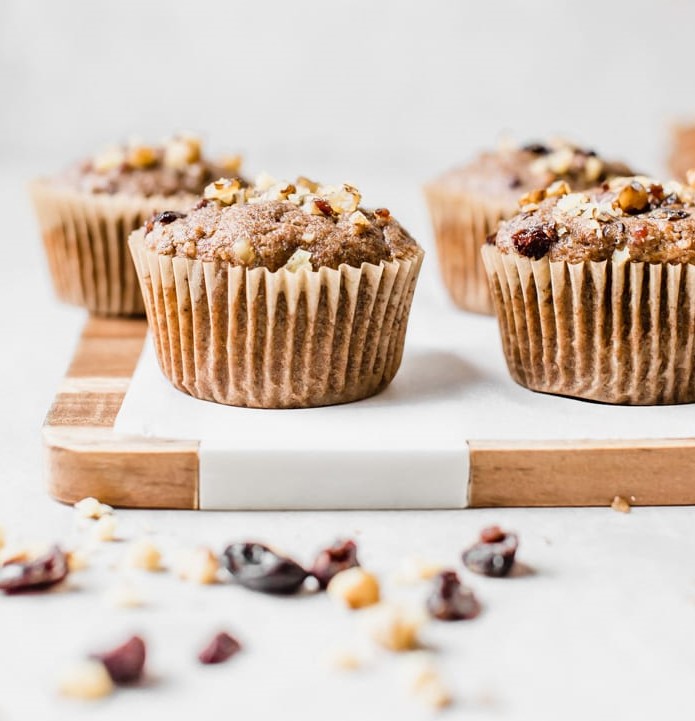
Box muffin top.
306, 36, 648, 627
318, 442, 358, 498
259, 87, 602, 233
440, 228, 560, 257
431, 139, 632, 203
491, 175, 695, 264
143, 175, 419, 271
58, 134, 242, 197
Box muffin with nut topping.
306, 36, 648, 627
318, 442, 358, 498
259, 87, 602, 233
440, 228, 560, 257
129, 175, 424, 408
29, 134, 243, 316
482, 175, 695, 404
424, 139, 632, 314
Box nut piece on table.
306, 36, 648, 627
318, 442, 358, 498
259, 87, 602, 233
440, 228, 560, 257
611, 495, 631, 513
310, 539, 359, 590
198, 631, 242, 665
407, 655, 453, 709
176, 547, 220, 585
328, 649, 364, 671
66, 548, 90, 572
58, 660, 114, 700
393, 555, 444, 586
91, 636, 146, 685
74, 497, 113, 520
363, 603, 422, 652
426, 570, 480, 621
462, 526, 519, 578
327, 567, 380, 610
91, 515, 118, 543
103, 582, 144, 609
124, 539, 162, 572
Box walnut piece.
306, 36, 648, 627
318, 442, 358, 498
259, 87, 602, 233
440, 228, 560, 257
176, 547, 219, 585
91, 515, 118, 542
58, 660, 114, 700
284, 249, 313, 273
327, 567, 380, 609
363, 603, 422, 652
74, 497, 112, 520
611, 495, 631, 513
92, 147, 125, 173
164, 134, 201, 169
124, 539, 162, 572
204, 177, 243, 205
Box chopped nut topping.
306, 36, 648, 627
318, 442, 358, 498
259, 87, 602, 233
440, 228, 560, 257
232, 238, 255, 265
58, 660, 114, 700
519, 188, 546, 207
219, 154, 243, 174
616, 181, 649, 214
254, 171, 279, 192
176, 547, 219, 585
324, 184, 361, 214
164, 133, 201, 169
348, 210, 371, 234
327, 567, 380, 609
556, 192, 589, 214
584, 155, 604, 183
303, 197, 336, 217
103, 581, 144, 608
74, 497, 113, 520
546, 147, 574, 175
124, 539, 162, 572
284, 248, 313, 272
296, 176, 319, 193
611, 495, 631, 513
126, 142, 157, 169
545, 180, 571, 198
204, 177, 243, 205
92, 146, 125, 173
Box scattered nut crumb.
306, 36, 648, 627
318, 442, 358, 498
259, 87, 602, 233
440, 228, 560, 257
327, 567, 380, 610
164, 133, 201, 169
74, 497, 113, 520
393, 555, 444, 585
406, 654, 453, 710
123, 539, 162, 572
103, 582, 144, 609
92, 147, 125, 174
66, 549, 90, 572
611, 495, 631, 513
329, 649, 363, 671
176, 547, 219, 585
58, 660, 114, 700
91, 515, 118, 542
363, 603, 422, 652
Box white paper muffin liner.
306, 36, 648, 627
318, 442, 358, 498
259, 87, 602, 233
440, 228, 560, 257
482, 244, 695, 405
129, 229, 424, 408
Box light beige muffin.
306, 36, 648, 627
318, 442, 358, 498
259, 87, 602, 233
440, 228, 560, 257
129, 175, 424, 408
29, 134, 242, 316
483, 175, 695, 404
425, 139, 632, 314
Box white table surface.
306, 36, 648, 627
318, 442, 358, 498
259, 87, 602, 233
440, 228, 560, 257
2, 166, 694, 721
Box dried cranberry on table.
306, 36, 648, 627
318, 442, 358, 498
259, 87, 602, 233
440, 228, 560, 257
198, 632, 242, 665
426, 571, 480, 621
222, 542, 308, 594
0, 545, 69, 594
92, 636, 146, 685
310, 539, 359, 590
462, 526, 519, 578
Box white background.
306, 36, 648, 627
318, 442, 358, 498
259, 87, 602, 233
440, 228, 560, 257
2, 1, 695, 720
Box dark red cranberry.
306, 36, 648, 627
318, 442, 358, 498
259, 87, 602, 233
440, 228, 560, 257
222, 542, 308, 594
310, 539, 359, 590
427, 571, 480, 621
198, 632, 242, 665
511, 225, 557, 259
462, 527, 519, 578
314, 198, 336, 217
0, 546, 68, 594
92, 636, 146, 684
154, 210, 186, 225
194, 198, 210, 210
521, 143, 550, 155
485, 232, 497, 245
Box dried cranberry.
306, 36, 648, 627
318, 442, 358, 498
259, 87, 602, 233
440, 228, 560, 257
511, 225, 557, 259
314, 199, 335, 217
310, 539, 359, 590
154, 210, 186, 225
426, 571, 480, 621
648, 183, 664, 202
222, 542, 308, 594
194, 198, 210, 210
485, 232, 497, 245
198, 632, 242, 665
92, 636, 146, 684
0, 546, 68, 594
462, 527, 519, 578
521, 143, 550, 155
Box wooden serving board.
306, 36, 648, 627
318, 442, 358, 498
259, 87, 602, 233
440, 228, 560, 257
44, 317, 695, 509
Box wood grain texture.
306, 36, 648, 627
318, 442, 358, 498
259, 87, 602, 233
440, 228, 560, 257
44, 317, 695, 509
44, 317, 199, 509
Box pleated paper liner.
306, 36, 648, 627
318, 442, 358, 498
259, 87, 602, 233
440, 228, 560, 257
482, 244, 695, 405
129, 229, 425, 409
424, 184, 515, 315
28, 181, 197, 317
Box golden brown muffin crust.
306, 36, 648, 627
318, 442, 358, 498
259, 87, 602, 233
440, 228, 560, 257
492, 176, 695, 264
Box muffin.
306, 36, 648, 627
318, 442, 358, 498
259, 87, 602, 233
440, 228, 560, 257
424, 139, 632, 314
29, 134, 243, 316
128, 175, 424, 408
668, 123, 695, 182
482, 175, 695, 405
